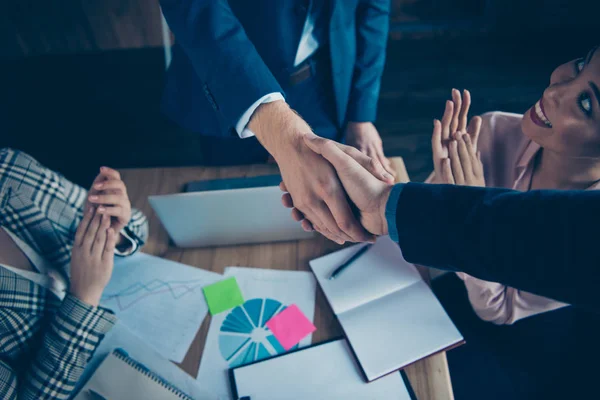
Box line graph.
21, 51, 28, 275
102, 278, 208, 311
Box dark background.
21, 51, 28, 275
1, 0, 599, 185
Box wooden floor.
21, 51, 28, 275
1, 31, 598, 184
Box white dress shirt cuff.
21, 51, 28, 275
236, 93, 285, 139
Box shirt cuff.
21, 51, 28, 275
114, 228, 138, 257
385, 184, 405, 243
236, 93, 285, 139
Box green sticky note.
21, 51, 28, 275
203, 277, 244, 315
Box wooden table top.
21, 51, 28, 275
120, 157, 454, 400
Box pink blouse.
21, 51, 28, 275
440, 112, 598, 325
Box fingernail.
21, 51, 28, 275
383, 173, 393, 181
89, 195, 98, 200
98, 207, 105, 212
94, 183, 103, 189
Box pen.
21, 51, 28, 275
328, 244, 372, 280
88, 389, 108, 400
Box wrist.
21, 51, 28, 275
248, 100, 306, 159
378, 184, 393, 236
70, 289, 101, 307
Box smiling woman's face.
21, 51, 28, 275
521, 46, 600, 158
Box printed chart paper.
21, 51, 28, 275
101, 252, 221, 362
196, 267, 316, 400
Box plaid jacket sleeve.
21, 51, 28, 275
0, 268, 116, 400
0, 148, 149, 269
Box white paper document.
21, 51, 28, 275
310, 236, 464, 382
76, 321, 210, 399
196, 267, 317, 400
100, 252, 222, 362
232, 339, 413, 400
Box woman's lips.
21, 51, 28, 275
529, 99, 552, 128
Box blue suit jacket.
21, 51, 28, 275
390, 183, 600, 312
160, 0, 390, 137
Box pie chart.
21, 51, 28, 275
219, 298, 298, 367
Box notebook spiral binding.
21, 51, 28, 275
113, 348, 194, 400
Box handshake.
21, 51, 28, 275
278, 133, 395, 243
260, 89, 480, 244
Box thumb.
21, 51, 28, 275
303, 135, 377, 187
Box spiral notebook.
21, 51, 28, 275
74, 348, 194, 400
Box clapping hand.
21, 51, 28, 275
69, 208, 118, 306
86, 167, 132, 234
433, 89, 485, 187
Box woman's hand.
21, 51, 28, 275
70, 208, 118, 306
87, 167, 132, 234
432, 89, 482, 184
442, 133, 485, 187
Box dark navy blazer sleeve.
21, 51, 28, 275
387, 183, 600, 311
346, 0, 390, 122
160, 0, 284, 133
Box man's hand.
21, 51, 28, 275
282, 136, 393, 236
70, 208, 118, 306
432, 89, 482, 184
86, 167, 132, 237
346, 121, 395, 178
249, 101, 393, 244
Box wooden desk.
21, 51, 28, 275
120, 157, 454, 400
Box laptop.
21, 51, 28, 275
148, 175, 314, 248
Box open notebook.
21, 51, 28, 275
309, 236, 464, 382
230, 338, 415, 400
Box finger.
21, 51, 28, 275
467, 115, 483, 148
99, 166, 121, 181
75, 208, 95, 246
450, 89, 462, 135
82, 212, 103, 251
93, 179, 126, 194
374, 145, 396, 179
279, 181, 288, 192
458, 89, 471, 132
340, 143, 394, 183
88, 193, 124, 206
291, 208, 304, 222
97, 205, 127, 221
304, 135, 378, 185
457, 135, 474, 182
300, 220, 314, 232
441, 158, 455, 184
449, 140, 465, 185
314, 201, 352, 244
281, 193, 294, 208
102, 228, 118, 261
473, 149, 484, 177
300, 207, 339, 243
92, 213, 110, 256
441, 101, 454, 142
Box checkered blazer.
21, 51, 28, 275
0, 148, 149, 400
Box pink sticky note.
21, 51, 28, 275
266, 304, 316, 351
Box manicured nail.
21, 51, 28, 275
98, 207, 106, 212
89, 195, 98, 200
94, 183, 103, 189
383, 172, 393, 181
